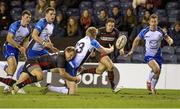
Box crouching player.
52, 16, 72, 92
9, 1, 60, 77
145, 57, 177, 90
0, 46, 80, 94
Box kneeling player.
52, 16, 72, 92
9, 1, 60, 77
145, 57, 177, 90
0, 46, 80, 94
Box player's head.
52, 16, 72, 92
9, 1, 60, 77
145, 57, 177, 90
45, 7, 56, 23
86, 27, 98, 39
105, 18, 115, 32
21, 10, 31, 26
65, 46, 76, 61
149, 14, 158, 30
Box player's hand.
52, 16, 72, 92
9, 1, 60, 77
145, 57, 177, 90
51, 46, 59, 52
44, 42, 53, 49
74, 76, 80, 83
168, 38, 173, 46
109, 44, 114, 52
119, 48, 125, 56
125, 50, 133, 57
18, 47, 27, 58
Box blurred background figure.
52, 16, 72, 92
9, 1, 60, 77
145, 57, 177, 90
35, 0, 48, 21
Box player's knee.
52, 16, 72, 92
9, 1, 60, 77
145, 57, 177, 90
153, 67, 160, 75
36, 74, 43, 81
107, 65, 114, 71
95, 69, 102, 75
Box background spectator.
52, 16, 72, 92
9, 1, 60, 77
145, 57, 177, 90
67, 16, 81, 37
80, 9, 92, 36
170, 21, 180, 46
35, 0, 48, 21
93, 9, 108, 28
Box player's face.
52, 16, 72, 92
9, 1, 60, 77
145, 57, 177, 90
106, 22, 115, 32
149, 18, 158, 30
65, 51, 75, 61
22, 14, 31, 25
46, 10, 56, 23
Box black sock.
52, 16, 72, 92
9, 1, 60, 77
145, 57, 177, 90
108, 71, 115, 90
16, 75, 38, 89
0, 77, 16, 87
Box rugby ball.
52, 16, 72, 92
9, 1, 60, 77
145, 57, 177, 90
116, 35, 127, 49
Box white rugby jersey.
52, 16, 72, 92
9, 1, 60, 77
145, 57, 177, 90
69, 36, 101, 69
8, 20, 30, 45
138, 26, 167, 57
28, 18, 54, 51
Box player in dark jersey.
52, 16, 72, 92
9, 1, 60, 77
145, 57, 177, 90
0, 46, 80, 94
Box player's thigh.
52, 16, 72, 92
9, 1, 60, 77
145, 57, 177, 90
65, 80, 77, 94
50, 68, 59, 73
28, 65, 43, 80
100, 56, 114, 71
148, 59, 160, 73
96, 62, 107, 74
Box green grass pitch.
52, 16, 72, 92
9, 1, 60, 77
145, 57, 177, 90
0, 86, 180, 108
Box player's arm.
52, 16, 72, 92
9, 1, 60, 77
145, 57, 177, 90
164, 35, 173, 46
126, 35, 141, 56
91, 39, 114, 54
6, 33, 21, 48
58, 68, 80, 83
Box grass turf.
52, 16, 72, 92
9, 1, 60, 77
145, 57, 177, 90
0, 86, 180, 108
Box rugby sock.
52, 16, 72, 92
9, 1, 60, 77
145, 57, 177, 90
108, 71, 115, 90
151, 74, 159, 89
0, 77, 16, 86
48, 85, 68, 94
16, 75, 38, 89
148, 71, 154, 82
80, 68, 96, 74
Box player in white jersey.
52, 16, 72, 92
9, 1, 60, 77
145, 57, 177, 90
42, 27, 114, 94
126, 14, 173, 94
15, 7, 58, 88
27, 7, 58, 58
0, 10, 31, 93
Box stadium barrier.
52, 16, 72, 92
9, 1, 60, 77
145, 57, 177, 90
0, 61, 180, 89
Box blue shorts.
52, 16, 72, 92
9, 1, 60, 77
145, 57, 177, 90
65, 62, 77, 77
26, 49, 49, 59
144, 55, 163, 68
3, 44, 19, 63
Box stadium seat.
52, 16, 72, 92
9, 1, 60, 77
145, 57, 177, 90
24, 1, 36, 9
175, 46, 180, 55
79, 1, 92, 10
155, 9, 168, 23
93, 1, 106, 9
105, 0, 120, 3
116, 55, 131, 63
66, 8, 80, 19
107, 1, 121, 9
161, 46, 175, 55
10, 8, 22, 21
167, 9, 180, 23
133, 46, 145, 55
166, 2, 179, 10
10, 0, 22, 7
132, 54, 144, 63
162, 54, 177, 64
176, 54, 180, 63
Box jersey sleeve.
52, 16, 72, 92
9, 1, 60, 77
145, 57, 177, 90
56, 54, 66, 68
138, 29, 146, 39
91, 39, 101, 49
8, 21, 19, 35
34, 19, 46, 33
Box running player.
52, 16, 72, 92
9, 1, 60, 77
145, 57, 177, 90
126, 14, 173, 94
0, 10, 31, 92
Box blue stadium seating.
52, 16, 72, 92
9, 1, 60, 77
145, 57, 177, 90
163, 54, 177, 64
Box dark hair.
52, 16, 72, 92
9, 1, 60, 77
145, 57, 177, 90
22, 10, 31, 16
106, 18, 115, 24
45, 7, 55, 14
174, 21, 180, 26
65, 46, 76, 54
149, 14, 158, 20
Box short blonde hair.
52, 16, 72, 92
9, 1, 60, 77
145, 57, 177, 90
86, 27, 98, 37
